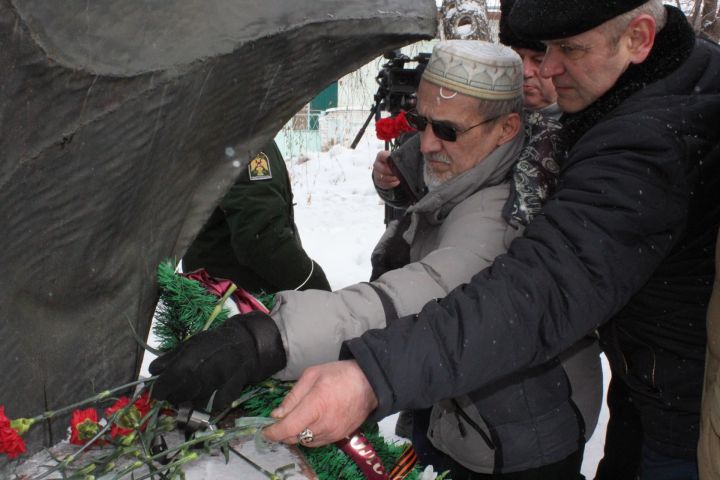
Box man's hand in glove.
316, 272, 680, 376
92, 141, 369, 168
149, 311, 286, 410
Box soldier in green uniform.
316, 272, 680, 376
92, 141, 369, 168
183, 140, 331, 294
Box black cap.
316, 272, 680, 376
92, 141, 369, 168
509, 0, 650, 41
499, 0, 546, 52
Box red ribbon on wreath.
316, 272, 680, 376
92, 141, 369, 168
183, 268, 269, 314
335, 430, 418, 480
336, 431, 389, 479
375, 111, 415, 142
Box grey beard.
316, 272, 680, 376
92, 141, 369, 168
423, 153, 453, 191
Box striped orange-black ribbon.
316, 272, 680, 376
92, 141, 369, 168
389, 444, 418, 480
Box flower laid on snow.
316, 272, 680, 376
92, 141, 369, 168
69, 408, 103, 446
0, 406, 27, 459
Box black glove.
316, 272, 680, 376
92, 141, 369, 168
149, 311, 286, 410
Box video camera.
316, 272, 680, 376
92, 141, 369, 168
350, 49, 430, 149
374, 50, 431, 115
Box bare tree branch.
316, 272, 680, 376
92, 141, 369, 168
692, 0, 704, 30
700, 0, 720, 40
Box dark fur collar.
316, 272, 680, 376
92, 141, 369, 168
560, 6, 696, 149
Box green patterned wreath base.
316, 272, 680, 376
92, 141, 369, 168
154, 261, 437, 480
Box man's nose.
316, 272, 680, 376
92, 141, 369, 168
523, 57, 535, 78
539, 47, 562, 79
419, 126, 442, 154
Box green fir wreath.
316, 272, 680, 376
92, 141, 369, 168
154, 260, 445, 480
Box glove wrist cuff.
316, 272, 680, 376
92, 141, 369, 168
243, 313, 287, 374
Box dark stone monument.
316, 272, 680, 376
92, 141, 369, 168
0, 0, 436, 461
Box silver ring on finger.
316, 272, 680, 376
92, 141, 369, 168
297, 428, 314, 446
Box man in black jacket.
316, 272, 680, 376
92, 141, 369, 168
258, 1, 720, 479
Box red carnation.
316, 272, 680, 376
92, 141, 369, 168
0, 406, 26, 459
104, 396, 131, 418
375, 111, 415, 141
105, 392, 154, 438
133, 391, 153, 419
105, 396, 133, 438
70, 408, 103, 446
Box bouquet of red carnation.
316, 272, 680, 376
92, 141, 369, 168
375, 111, 415, 142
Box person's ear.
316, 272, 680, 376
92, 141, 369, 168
496, 112, 522, 146
625, 14, 656, 64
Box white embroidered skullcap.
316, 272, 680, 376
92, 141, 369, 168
422, 40, 522, 100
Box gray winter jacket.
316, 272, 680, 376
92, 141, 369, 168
272, 134, 523, 379
270, 131, 601, 473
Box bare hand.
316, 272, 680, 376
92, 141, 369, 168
373, 151, 401, 190
263, 360, 379, 447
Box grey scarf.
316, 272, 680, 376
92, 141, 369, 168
403, 132, 525, 245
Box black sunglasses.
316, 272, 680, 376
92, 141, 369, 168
405, 110, 500, 142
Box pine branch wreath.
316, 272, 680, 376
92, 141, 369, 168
154, 260, 230, 351
154, 260, 442, 480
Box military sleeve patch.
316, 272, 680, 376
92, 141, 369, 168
248, 152, 272, 180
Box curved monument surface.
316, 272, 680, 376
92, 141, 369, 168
0, 0, 436, 457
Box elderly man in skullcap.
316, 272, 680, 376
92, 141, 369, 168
374, 0, 565, 233
150, 40, 599, 478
